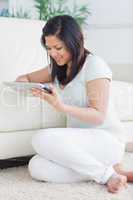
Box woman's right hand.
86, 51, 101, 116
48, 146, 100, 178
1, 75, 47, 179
15, 75, 30, 82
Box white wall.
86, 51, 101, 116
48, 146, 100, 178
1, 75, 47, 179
0, 0, 8, 9
9, 0, 38, 18
84, 0, 133, 65
8, 0, 87, 18
87, 0, 133, 25
84, 28, 133, 64
8, 0, 133, 65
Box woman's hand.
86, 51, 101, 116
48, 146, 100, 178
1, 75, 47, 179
31, 84, 65, 112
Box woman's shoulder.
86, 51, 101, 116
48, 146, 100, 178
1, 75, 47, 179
84, 54, 112, 81
85, 54, 109, 67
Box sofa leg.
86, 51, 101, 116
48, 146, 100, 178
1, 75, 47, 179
0, 155, 34, 169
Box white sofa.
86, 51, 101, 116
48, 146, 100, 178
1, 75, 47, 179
0, 17, 66, 161
0, 17, 133, 161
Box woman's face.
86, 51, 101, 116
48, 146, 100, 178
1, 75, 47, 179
45, 35, 72, 66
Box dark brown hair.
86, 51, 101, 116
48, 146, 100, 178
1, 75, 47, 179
41, 15, 90, 85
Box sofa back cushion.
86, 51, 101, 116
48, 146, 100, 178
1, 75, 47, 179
0, 17, 67, 131
0, 17, 46, 82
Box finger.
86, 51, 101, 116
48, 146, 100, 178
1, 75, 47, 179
49, 84, 55, 91
31, 88, 42, 92
32, 91, 46, 99
37, 89, 53, 100
49, 84, 57, 96
32, 88, 48, 95
31, 87, 52, 100
31, 91, 41, 97
31, 88, 44, 97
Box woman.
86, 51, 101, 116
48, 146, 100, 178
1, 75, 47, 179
16, 15, 133, 193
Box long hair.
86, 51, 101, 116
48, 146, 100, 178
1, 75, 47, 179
41, 15, 90, 85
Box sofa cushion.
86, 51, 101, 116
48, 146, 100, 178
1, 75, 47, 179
41, 101, 66, 128
0, 83, 66, 132
111, 80, 133, 121
0, 130, 36, 159
0, 83, 42, 131
0, 17, 46, 82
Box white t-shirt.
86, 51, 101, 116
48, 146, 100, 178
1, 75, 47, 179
54, 54, 126, 144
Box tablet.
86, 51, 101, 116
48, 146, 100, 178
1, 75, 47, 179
3, 82, 52, 95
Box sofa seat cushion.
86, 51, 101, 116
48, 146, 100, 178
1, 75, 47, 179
0, 83, 66, 132
41, 101, 66, 128
0, 129, 38, 159
0, 83, 42, 131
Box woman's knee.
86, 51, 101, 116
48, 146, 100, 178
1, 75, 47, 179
28, 155, 41, 180
31, 129, 67, 159
31, 132, 42, 150
31, 130, 74, 162
104, 140, 125, 165
31, 130, 54, 154
112, 143, 125, 164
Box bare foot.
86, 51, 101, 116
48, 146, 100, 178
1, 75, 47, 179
120, 171, 133, 182
107, 174, 127, 193
113, 164, 133, 182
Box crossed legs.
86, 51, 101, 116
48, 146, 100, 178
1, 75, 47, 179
28, 128, 127, 193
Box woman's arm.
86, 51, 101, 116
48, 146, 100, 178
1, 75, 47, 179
31, 78, 110, 126
16, 65, 52, 83
61, 78, 111, 125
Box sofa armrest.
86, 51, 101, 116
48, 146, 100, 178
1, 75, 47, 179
111, 80, 133, 121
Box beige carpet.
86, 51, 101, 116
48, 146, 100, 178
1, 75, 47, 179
0, 153, 133, 200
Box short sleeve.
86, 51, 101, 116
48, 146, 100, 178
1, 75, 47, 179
85, 55, 112, 82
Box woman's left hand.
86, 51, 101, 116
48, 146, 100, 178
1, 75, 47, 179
31, 84, 65, 112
